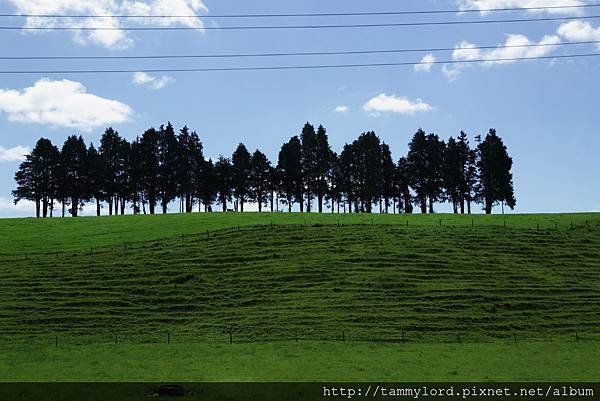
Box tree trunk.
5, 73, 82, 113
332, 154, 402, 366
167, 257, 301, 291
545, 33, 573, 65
420, 197, 427, 214
318, 193, 323, 213
108, 199, 113, 216
221, 196, 227, 212
96, 199, 101, 216
35, 199, 41, 218
71, 198, 78, 217
460, 199, 465, 214
240, 196, 244, 212
485, 199, 492, 214
120, 198, 125, 215
61, 201, 65, 218
467, 200, 472, 214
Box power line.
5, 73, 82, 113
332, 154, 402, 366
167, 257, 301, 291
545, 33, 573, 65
0, 3, 598, 18
1, 40, 598, 60
1, 14, 599, 30
0, 53, 597, 74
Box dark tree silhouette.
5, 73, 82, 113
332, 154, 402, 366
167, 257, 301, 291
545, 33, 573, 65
197, 158, 216, 212
232, 143, 251, 212
86, 144, 105, 216
13, 122, 516, 217
214, 156, 233, 212
277, 136, 303, 212
249, 149, 272, 212
60, 136, 89, 217
315, 125, 334, 213
177, 126, 204, 213
300, 123, 318, 212
476, 129, 516, 214
13, 138, 60, 218
139, 128, 160, 214
406, 129, 446, 213
157, 122, 179, 214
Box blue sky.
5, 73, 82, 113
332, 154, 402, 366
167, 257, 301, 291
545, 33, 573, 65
0, 0, 599, 216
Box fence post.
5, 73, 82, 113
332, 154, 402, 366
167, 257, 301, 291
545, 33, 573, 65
402, 330, 405, 344
337, 220, 340, 227
167, 331, 170, 344
342, 331, 345, 342
229, 329, 233, 344
439, 219, 442, 227
536, 224, 539, 231
576, 331, 579, 343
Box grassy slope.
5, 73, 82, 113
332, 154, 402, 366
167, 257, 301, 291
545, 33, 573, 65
0, 212, 597, 253
1, 212, 599, 381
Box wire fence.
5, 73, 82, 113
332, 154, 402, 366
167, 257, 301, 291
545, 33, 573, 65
0, 218, 596, 263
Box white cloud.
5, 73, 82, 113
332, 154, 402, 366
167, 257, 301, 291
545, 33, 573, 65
557, 20, 600, 42
6, 0, 209, 49
0, 78, 133, 131
0, 145, 30, 162
363, 93, 434, 116
414, 54, 436, 72
457, 0, 584, 15
442, 33, 561, 80
334, 105, 349, 113
0, 196, 35, 215
132, 72, 174, 90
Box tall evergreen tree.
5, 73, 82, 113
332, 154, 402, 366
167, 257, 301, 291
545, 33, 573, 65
406, 129, 445, 213
444, 137, 463, 214
249, 149, 272, 212
157, 122, 179, 214
177, 126, 204, 213
277, 136, 303, 212
380, 143, 396, 214
315, 125, 334, 213
60, 135, 89, 217
300, 123, 318, 212
231, 143, 251, 212
13, 138, 60, 218
139, 128, 160, 214
87, 144, 105, 216
214, 156, 233, 212
396, 157, 413, 214
99, 128, 123, 215
351, 132, 383, 213
476, 129, 516, 214
197, 158, 216, 212
457, 131, 478, 214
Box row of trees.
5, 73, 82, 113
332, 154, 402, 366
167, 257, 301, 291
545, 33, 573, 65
13, 123, 516, 218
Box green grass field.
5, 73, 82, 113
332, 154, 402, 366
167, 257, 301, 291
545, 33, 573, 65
0, 212, 599, 381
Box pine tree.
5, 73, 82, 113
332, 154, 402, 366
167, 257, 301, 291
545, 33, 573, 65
139, 128, 160, 214
277, 136, 303, 212
406, 129, 445, 213
13, 138, 61, 218
157, 122, 179, 214
476, 129, 516, 214
87, 144, 105, 216
300, 123, 318, 212
249, 149, 272, 212
232, 143, 251, 212
381, 143, 396, 214
214, 156, 233, 212
198, 158, 216, 212
315, 125, 334, 213
177, 126, 204, 213
60, 135, 89, 217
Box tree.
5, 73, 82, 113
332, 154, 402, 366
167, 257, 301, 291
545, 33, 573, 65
87, 144, 105, 216
99, 128, 123, 215
457, 131, 478, 214
277, 136, 303, 212
214, 156, 233, 212
396, 157, 413, 214
476, 129, 516, 214
177, 126, 204, 213
157, 122, 179, 214
115, 138, 131, 215
197, 158, 216, 212
444, 137, 463, 214
300, 123, 318, 212
380, 143, 396, 213
351, 132, 383, 213
406, 129, 445, 213
249, 149, 272, 212
13, 138, 60, 218
60, 135, 89, 217
315, 125, 334, 213
231, 143, 251, 212
139, 128, 160, 214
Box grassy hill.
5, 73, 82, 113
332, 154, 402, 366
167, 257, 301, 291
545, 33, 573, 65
1, 212, 599, 381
